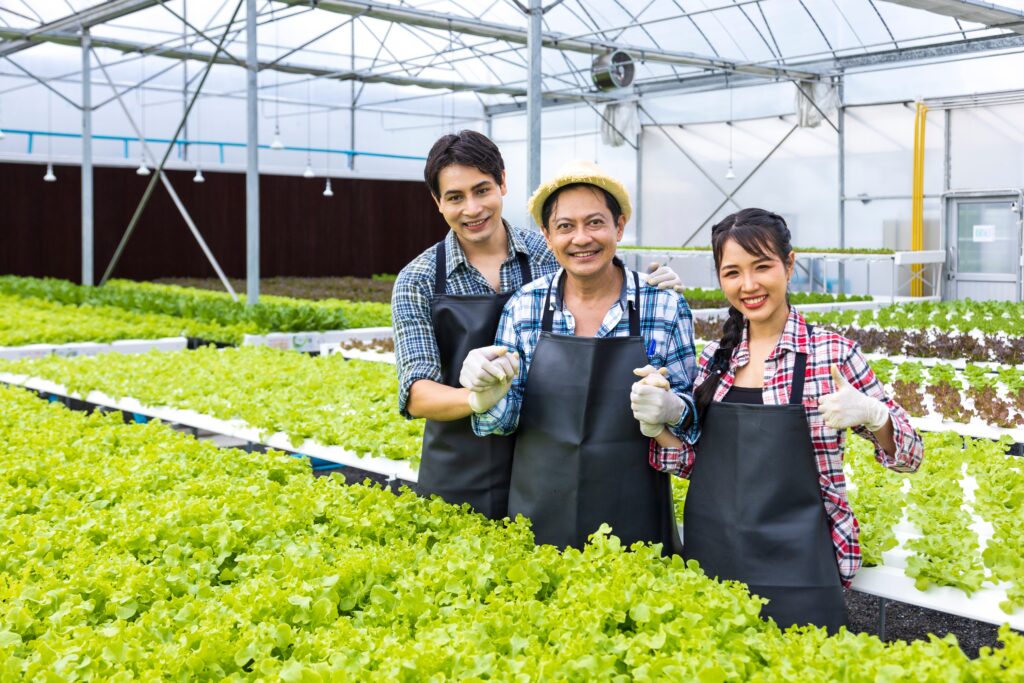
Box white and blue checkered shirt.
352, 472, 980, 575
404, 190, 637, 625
392, 223, 559, 418
472, 259, 700, 443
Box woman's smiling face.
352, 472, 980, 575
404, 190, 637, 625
717, 236, 795, 326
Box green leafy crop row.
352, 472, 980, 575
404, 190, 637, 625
2, 385, 1022, 680
809, 299, 1024, 337
0, 294, 255, 346
0, 276, 392, 335
0, 346, 422, 465
844, 433, 1024, 614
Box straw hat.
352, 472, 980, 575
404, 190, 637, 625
527, 159, 632, 228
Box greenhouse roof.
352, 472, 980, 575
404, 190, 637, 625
2, 0, 1024, 116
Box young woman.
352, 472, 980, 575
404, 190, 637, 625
630, 208, 923, 632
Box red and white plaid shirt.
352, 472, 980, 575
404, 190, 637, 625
651, 308, 923, 586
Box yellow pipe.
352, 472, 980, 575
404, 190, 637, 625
911, 102, 927, 297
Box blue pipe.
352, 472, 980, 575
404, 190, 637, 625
1, 128, 427, 161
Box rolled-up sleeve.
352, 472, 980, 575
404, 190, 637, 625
392, 268, 442, 419
843, 345, 923, 473
663, 298, 700, 444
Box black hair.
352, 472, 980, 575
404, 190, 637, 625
540, 183, 622, 231
423, 130, 505, 198
693, 208, 793, 423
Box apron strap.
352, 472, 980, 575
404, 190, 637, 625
628, 270, 641, 337
788, 324, 813, 406
433, 241, 448, 297
516, 249, 533, 284
541, 274, 557, 333
541, 268, 640, 335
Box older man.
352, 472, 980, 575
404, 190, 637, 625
461, 160, 700, 551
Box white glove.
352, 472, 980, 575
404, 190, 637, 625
459, 346, 519, 390
467, 379, 513, 413
646, 262, 683, 291
818, 364, 890, 432
630, 365, 684, 436
460, 346, 519, 414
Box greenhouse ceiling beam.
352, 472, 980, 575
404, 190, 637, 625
0, 0, 161, 59
487, 31, 1024, 115
878, 0, 1024, 34
0, 26, 534, 97
275, 0, 821, 81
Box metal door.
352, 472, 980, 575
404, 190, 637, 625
945, 193, 1023, 302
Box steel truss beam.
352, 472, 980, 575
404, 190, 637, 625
275, 0, 820, 81
0, 25, 533, 97
879, 0, 1024, 34
486, 31, 1024, 115
0, 0, 161, 59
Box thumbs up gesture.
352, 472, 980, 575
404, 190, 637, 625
817, 364, 890, 432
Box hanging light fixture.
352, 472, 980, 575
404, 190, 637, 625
323, 178, 334, 197
193, 167, 205, 183
269, 6, 284, 151
303, 79, 314, 177
44, 91, 56, 182
138, 53, 151, 176
725, 84, 736, 181
270, 124, 285, 150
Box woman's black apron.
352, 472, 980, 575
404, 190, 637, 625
682, 338, 847, 632
416, 240, 531, 520
508, 269, 681, 554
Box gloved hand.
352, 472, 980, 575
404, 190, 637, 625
460, 346, 519, 390
646, 262, 683, 292
460, 346, 519, 413
818, 364, 890, 432
630, 365, 683, 437
467, 378, 513, 413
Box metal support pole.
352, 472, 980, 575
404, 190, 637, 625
837, 76, 845, 294
635, 127, 643, 246
526, 0, 542, 218
245, 0, 260, 305
348, 19, 355, 171
81, 28, 93, 286
943, 108, 951, 193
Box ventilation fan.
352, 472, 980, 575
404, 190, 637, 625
592, 50, 635, 90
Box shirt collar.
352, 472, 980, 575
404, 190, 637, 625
550, 256, 633, 311
733, 306, 810, 367
444, 219, 525, 278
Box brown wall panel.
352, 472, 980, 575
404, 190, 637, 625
0, 161, 445, 283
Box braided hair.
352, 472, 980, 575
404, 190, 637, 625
693, 208, 793, 424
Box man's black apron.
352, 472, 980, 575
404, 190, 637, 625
682, 338, 847, 632
416, 240, 531, 520
508, 269, 681, 554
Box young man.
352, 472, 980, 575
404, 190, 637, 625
461, 160, 700, 550
392, 131, 681, 520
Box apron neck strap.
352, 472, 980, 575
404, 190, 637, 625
541, 267, 640, 335
515, 249, 532, 284
628, 270, 640, 337
788, 324, 813, 406
433, 241, 448, 297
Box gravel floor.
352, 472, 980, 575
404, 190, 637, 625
844, 589, 1006, 658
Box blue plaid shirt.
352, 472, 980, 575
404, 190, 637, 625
472, 259, 700, 443
392, 223, 559, 418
